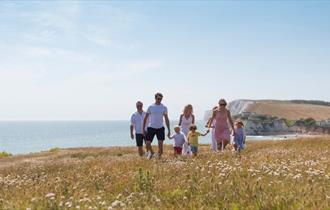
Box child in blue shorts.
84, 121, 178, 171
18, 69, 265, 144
187, 125, 209, 156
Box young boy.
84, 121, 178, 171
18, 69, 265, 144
187, 125, 209, 156
233, 120, 246, 152
169, 125, 187, 156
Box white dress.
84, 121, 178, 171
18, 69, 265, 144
210, 119, 217, 151
180, 115, 193, 155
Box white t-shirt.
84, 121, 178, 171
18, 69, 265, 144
147, 103, 168, 129
171, 132, 186, 147
130, 111, 147, 134
181, 115, 193, 136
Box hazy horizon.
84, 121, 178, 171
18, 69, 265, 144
1, 1, 330, 121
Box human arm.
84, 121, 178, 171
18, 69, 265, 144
142, 113, 149, 136
164, 113, 171, 138
130, 115, 135, 139
207, 110, 216, 128
205, 118, 212, 128
243, 131, 246, 144
227, 110, 235, 135
130, 125, 134, 139
200, 130, 210, 136
178, 114, 183, 126
192, 114, 195, 124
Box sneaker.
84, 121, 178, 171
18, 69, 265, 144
147, 152, 154, 159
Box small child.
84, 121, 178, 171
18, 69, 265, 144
187, 125, 209, 156
169, 125, 187, 156
233, 120, 246, 152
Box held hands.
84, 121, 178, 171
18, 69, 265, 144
167, 131, 171, 139
130, 133, 134, 139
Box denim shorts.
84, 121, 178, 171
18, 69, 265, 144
190, 146, 198, 153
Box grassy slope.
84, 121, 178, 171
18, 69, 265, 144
246, 100, 330, 120
0, 138, 330, 210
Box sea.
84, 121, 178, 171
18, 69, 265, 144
0, 121, 300, 155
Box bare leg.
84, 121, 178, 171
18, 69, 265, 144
223, 139, 229, 149
145, 142, 149, 153
158, 140, 163, 157
217, 142, 222, 151
146, 141, 154, 155
138, 146, 144, 156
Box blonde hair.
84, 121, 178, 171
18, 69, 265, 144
183, 104, 193, 115
174, 125, 181, 129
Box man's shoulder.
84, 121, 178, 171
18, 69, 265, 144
147, 103, 157, 108
148, 103, 167, 109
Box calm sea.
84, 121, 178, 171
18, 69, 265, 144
0, 121, 294, 155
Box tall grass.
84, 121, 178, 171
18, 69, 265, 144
0, 137, 329, 209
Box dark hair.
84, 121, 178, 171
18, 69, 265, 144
155, 92, 163, 99
218, 98, 227, 106
189, 124, 197, 131
236, 121, 244, 127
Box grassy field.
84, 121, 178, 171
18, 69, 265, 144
0, 137, 329, 210
245, 100, 330, 121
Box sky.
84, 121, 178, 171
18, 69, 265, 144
0, 1, 329, 121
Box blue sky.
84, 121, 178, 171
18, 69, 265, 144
0, 1, 329, 120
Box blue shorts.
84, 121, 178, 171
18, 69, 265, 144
190, 146, 198, 153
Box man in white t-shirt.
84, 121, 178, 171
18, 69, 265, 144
130, 101, 148, 156
142, 92, 171, 159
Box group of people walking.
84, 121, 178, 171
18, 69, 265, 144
130, 92, 246, 159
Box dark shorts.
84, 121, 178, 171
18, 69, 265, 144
135, 134, 145, 147
146, 127, 165, 142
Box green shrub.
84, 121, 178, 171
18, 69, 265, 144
304, 118, 316, 126
0, 151, 12, 158
135, 168, 154, 193
48, 147, 60, 153
284, 119, 296, 127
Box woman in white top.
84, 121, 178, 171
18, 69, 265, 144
178, 104, 195, 155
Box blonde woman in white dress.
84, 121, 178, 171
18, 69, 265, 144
178, 104, 195, 155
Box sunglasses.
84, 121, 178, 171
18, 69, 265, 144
220, 104, 226, 106
156, 97, 163, 100
136, 104, 143, 107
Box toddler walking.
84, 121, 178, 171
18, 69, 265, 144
187, 125, 209, 156
169, 125, 187, 156
233, 120, 246, 152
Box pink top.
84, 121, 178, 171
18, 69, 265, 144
214, 110, 230, 142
